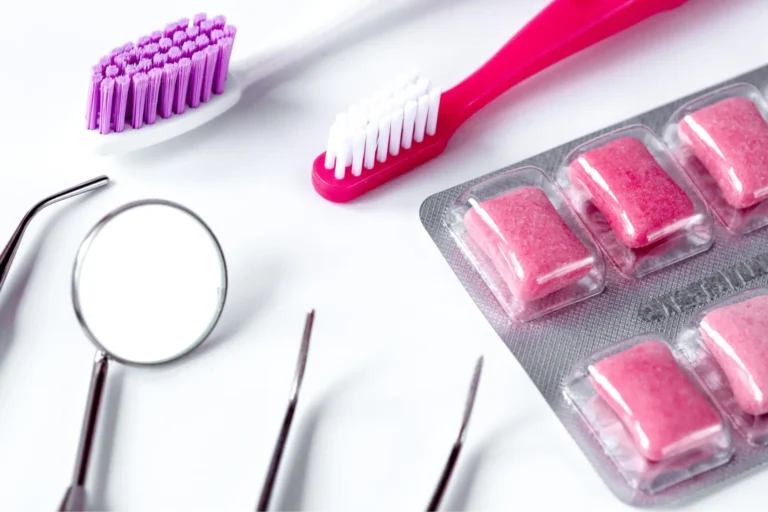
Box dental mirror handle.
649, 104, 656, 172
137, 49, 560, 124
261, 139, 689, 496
59, 351, 109, 512
0, 175, 109, 292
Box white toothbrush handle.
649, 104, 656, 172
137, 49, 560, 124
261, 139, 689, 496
231, 0, 424, 88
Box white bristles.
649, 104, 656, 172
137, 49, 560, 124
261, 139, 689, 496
335, 135, 351, 179
322, 72, 443, 179
352, 128, 366, 176
324, 126, 337, 169
364, 123, 378, 170
416, 77, 430, 96
390, 109, 404, 156
377, 116, 390, 163
427, 88, 441, 136
402, 100, 417, 150
414, 95, 430, 143
406, 84, 420, 103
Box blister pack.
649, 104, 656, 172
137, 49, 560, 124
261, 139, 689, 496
419, 63, 768, 507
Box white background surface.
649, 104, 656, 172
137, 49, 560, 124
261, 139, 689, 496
1, 0, 767, 510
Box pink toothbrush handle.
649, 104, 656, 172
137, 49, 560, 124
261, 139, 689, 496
444, 0, 690, 125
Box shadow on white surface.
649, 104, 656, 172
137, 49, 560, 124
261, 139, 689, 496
0, 193, 102, 384
0, 239, 41, 382
87, 366, 125, 511
273, 371, 368, 511
441, 420, 520, 511
191, 259, 285, 361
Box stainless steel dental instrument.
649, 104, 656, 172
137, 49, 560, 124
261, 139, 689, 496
426, 356, 484, 511
256, 309, 315, 512
58, 199, 228, 511
0, 175, 109, 293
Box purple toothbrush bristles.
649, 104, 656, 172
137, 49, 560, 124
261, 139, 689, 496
153, 52, 167, 68
139, 58, 154, 73
113, 76, 130, 132
99, 78, 115, 134
142, 43, 159, 59
131, 73, 148, 129
87, 73, 102, 129
214, 38, 233, 94
200, 20, 214, 35
188, 51, 206, 108
201, 45, 219, 103
167, 46, 182, 63
145, 68, 162, 125
210, 29, 224, 44
181, 40, 197, 58
186, 25, 200, 39
174, 58, 192, 114
114, 54, 128, 71
163, 23, 176, 37
160, 63, 179, 118
88, 12, 235, 134
172, 30, 187, 46
195, 34, 210, 51
159, 37, 173, 52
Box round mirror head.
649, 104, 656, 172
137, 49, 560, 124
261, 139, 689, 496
72, 200, 228, 365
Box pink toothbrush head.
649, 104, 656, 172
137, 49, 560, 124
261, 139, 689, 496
312, 0, 691, 203
85, 13, 236, 135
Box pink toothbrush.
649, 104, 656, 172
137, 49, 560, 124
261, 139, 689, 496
313, 0, 691, 203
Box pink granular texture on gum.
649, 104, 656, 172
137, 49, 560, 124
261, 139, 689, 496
589, 340, 722, 462
679, 96, 768, 209
569, 137, 695, 249
700, 295, 768, 416
463, 186, 593, 302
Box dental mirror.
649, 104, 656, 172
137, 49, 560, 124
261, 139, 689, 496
59, 199, 228, 511
73, 199, 228, 364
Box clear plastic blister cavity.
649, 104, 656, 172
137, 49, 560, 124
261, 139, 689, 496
565, 334, 733, 495
664, 83, 768, 234
556, 125, 713, 278
420, 63, 768, 507
677, 287, 768, 445
444, 166, 605, 322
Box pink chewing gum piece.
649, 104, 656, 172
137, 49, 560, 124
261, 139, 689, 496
679, 97, 768, 210
699, 295, 768, 416
463, 186, 594, 302
569, 137, 695, 248
589, 340, 723, 462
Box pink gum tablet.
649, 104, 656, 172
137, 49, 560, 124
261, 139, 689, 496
699, 295, 768, 416
463, 186, 593, 302
589, 340, 723, 462
679, 97, 768, 210
569, 137, 695, 249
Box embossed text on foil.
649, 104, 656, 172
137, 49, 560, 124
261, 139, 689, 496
639, 252, 768, 322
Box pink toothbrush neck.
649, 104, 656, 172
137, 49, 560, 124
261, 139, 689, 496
441, 0, 689, 130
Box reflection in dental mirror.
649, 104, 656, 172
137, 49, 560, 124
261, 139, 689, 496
73, 199, 228, 364
59, 200, 228, 511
